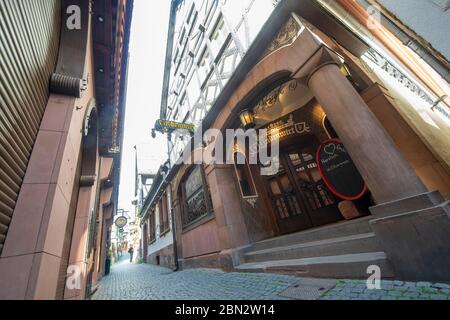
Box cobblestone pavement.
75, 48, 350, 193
321, 279, 450, 300
92, 259, 298, 300
92, 259, 450, 300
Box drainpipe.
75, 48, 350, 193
167, 180, 179, 272
170, 207, 179, 272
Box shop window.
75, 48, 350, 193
181, 165, 213, 228
159, 192, 170, 235
233, 152, 258, 198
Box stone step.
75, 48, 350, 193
244, 233, 381, 263
249, 217, 373, 252
236, 252, 395, 279
369, 191, 445, 218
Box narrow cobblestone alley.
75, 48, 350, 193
92, 256, 450, 301
91, 256, 298, 300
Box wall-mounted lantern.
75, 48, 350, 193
239, 109, 255, 130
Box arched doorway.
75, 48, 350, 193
246, 80, 371, 235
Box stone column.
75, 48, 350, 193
307, 62, 428, 204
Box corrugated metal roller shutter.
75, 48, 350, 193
0, 0, 61, 254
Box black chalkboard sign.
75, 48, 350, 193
316, 139, 367, 200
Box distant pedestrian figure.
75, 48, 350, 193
117, 246, 122, 258
128, 247, 134, 263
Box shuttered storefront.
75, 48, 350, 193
0, 0, 61, 254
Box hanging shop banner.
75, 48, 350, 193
316, 139, 367, 201
115, 216, 128, 229
156, 119, 195, 132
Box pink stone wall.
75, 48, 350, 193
0, 23, 98, 300
181, 219, 222, 259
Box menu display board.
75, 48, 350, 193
317, 139, 367, 200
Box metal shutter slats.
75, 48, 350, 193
0, 0, 60, 254
15, 1, 53, 94
0, 96, 34, 152
0, 127, 29, 165
0, 5, 43, 128
1, 12, 48, 113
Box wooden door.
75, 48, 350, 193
283, 140, 343, 228
263, 136, 343, 235
263, 155, 313, 234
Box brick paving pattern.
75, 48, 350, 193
92, 258, 450, 300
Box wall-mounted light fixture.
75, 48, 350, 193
339, 65, 351, 78
239, 109, 255, 130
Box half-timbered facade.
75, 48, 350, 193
163, 0, 277, 167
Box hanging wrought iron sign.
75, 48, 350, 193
115, 216, 128, 229
152, 119, 195, 138
155, 119, 195, 132
316, 139, 367, 201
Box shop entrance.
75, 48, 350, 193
263, 135, 343, 234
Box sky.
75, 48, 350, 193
118, 0, 171, 215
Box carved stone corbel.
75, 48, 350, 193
80, 175, 97, 187
289, 21, 344, 84
49, 0, 90, 98
50, 73, 88, 97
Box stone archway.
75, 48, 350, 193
212, 13, 428, 207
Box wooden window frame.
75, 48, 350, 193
233, 152, 258, 199
149, 210, 156, 244
181, 165, 214, 230
159, 192, 170, 235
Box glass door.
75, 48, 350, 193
263, 156, 313, 234
283, 140, 343, 227
263, 136, 343, 235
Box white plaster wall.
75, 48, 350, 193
147, 231, 173, 256
147, 185, 174, 256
